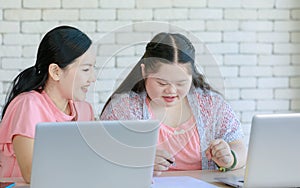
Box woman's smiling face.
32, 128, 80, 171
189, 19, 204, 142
58, 46, 96, 101
143, 62, 192, 107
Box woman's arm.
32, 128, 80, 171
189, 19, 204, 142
206, 138, 246, 170
13, 135, 34, 183
228, 139, 247, 169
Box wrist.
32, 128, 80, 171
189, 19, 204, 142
217, 150, 237, 172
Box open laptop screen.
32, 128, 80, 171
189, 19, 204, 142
30, 120, 159, 188
216, 113, 300, 187
245, 113, 300, 187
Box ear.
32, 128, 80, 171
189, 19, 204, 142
140, 64, 146, 79
48, 63, 62, 81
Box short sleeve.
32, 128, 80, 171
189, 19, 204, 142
0, 93, 54, 143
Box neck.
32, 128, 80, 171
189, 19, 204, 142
149, 97, 191, 128
44, 86, 70, 115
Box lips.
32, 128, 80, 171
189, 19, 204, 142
81, 86, 89, 93
163, 96, 177, 103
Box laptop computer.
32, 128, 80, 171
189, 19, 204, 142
216, 113, 300, 187
30, 120, 159, 188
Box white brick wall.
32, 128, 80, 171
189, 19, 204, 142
224, 55, 257, 65
0, 21, 20, 32
43, 9, 79, 21
259, 55, 290, 65
225, 9, 257, 20
4, 9, 41, 20
241, 21, 273, 31
276, 0, 300, 8
292, 10, 300, 19
136, 0, 172, 8
1, 0, 300, 146
240, 66, 272, 77
62, 0, 98, 8
0, 0, 22, 8
154, 9, 188, 20
80, 9, 116, 20
3, 34, 40, 45
23, 0, 61, 8
207, 21, 239, 31
173, 0, 206, 8
2, 58, 34, 70
292, 100, 300, 110
100, 0, 135, 8
258, 10, 290, 20
258, 78, 289, 88
258, 32, 289, 43
292, 55, 300, 64
242, 0, 275, 8
189, 9, 222, 20
208, 0, 241, 8
118, 9, 153, 20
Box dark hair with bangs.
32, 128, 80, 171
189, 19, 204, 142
114, 32, 212, 93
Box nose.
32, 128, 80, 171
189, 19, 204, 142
165, 84, 177, 94
89, 69, 96, 83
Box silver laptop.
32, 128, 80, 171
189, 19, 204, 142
216, 113, 300, 187
30, 120, 159, 188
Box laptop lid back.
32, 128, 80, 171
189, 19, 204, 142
245, 113, 300, 187
30, 120, 159, 188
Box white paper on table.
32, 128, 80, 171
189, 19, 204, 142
151, 176, 218, 188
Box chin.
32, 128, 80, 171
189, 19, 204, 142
73, 95, 86, 102
165, 101, 180, 107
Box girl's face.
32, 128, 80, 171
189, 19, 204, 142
143, 62, 192, 107
58, 46, 96, 101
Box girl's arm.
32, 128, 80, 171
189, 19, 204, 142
206, 138, 246, 170
13, 135, 34, 183
228, 139, 247, 169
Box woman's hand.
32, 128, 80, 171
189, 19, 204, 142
205, 139, 234, 168
153, 149, 175, 176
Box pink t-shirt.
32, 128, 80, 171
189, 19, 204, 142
146, 99, 202, 171
0, 90, 94, 178
158, 117, 202, 171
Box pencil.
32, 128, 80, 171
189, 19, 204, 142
166, 159, 176, 166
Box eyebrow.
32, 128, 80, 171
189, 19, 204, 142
155, 78, 188, 83
80, 63, 95, 66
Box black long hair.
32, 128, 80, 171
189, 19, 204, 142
101, 32, 214, 115
116, 32, 213, 93
1, 25, 92, 119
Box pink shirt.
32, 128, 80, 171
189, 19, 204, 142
157, 118, 202, 171
146, 99, 202, 171
100, 86, 244, 170
0, 90, 94, 178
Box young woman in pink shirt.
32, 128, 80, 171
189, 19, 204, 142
0, 25, 96, 183
100, 33, 247, 176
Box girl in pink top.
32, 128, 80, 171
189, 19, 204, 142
0, 26, 96, 183
100, 33, 247, 176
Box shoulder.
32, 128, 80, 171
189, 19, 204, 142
111, 91, 144, 105
0, 91, 52, 139
74, 100, 93, 110
193, 87, 225, 105
100, 91, 145, 120
15, 90, 42, 100
74, 101, 94, 114
8, 90, 45, 108
74, 101, 94, 120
